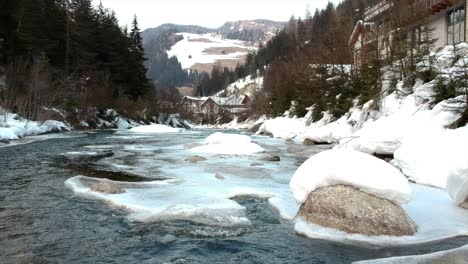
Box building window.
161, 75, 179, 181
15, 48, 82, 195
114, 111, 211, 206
448, 6, 465, 45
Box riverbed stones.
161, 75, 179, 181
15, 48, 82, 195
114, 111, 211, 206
184, 155, 207, 163
299, 185, 417, 236
91, 179, 125, 194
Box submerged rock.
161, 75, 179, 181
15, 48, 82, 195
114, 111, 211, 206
248, 122, 263, 133
184, 155, 207, 163
215, 173, 225, 180
260, 155, 280, 162
91, 179, 125, 194
299, 185, 417, 236
250, 162, 263, 167
461, 199, 468, 209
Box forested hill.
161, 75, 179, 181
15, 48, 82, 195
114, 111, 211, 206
141, 20, 285, 95
0, 0, 153, 123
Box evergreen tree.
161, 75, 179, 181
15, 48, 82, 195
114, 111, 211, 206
126, 15, 150, 100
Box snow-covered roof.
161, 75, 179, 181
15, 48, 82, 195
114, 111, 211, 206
208, 95, 248, 107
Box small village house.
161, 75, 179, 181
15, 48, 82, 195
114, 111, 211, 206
182, 95, 251, 115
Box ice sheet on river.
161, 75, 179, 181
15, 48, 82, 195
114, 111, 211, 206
65, 132, 468, 246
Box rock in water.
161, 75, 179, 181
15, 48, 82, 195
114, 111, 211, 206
461, 199, 468, 209
299, 185, 417, 236
303, 138, 315, 145
260, 155, 281, 162
184, 155, 207, 163
91, 179, 125, 194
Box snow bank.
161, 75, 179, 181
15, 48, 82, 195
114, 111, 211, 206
0, 112, 70, 141
340, 90, 460, 155
290, 149, 411, 205
258, 117, 307, 139
298, 112, 355, 144
128, 124, 182, 133
191, 132, 265, 155
395, 125, 468, 189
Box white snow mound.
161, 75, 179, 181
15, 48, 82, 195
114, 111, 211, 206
290, 149, 411, 205
395, 125, 468, 189
192, 132, 265, 155
128, 124, 182, 133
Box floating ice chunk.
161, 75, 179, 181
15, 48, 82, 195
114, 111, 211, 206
353, 244, 468, 263
395, 126, 468, 189
128, 124, 182, 133
65, 175, 250, 227
290, 149, 411, 205
191, 132, 265, 155
204, 132, 252, 145
63, 151, 99, 156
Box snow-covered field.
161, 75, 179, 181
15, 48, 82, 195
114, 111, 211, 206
167, 33, 256, 71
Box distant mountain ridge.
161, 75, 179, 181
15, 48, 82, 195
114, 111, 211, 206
142, 19, 285, 44
142, 20, 285, 92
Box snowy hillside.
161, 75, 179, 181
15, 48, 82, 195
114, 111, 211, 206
216, 74, 264, 97
167, 33, 256, 73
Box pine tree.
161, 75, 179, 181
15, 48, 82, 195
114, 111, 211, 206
126, 15, 150, 100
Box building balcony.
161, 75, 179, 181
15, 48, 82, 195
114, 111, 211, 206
405, 0, 464, 24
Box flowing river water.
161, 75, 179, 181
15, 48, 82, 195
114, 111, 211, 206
1, 130, 468, 263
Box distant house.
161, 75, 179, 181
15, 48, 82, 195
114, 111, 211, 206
350, 0, 467, 68
182, 96, 208, 114
183, 95, 251, 115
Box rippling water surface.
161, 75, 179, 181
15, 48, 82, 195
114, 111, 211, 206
1, 130, 467, 263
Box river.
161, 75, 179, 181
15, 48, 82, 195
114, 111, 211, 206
1, 130, 467, 263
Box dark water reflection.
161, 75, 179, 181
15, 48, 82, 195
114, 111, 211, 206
1, 131, 467, 264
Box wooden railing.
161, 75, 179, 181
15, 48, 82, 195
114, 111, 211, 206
405, 0, 464, 23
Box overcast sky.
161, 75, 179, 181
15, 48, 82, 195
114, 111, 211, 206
92, 0, 342, 30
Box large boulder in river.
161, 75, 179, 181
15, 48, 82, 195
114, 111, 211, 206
299, 185, 417, 236
91, 179, 125, 194
290, 149, 417, 236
